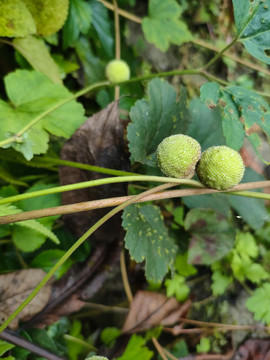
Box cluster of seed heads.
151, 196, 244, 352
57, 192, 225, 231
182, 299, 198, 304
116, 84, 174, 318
156, 134, 245, 190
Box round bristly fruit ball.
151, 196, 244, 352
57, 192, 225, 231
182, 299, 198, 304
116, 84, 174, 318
196, 145, 245, 190
105, 59, 130, 83
156, 134, 201, 179
21, 0, 69, 36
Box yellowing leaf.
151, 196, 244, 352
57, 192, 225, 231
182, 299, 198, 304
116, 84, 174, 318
0, 0, 36, 37
13, 36, 62, 84
142, 0, 191, 52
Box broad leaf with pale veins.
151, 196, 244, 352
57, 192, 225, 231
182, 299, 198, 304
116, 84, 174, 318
0, 70, 85, 160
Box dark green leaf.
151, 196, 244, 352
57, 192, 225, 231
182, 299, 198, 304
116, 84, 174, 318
75, 37, 105, 84
90, 0, 114, 57
31, 250, 73, 279
142, 0, 191, 52
183, 193, 230, 217
188, 98, 225, 152
127, 78, 189, 166
62, 0, 92, 49
16, 181, 61, 228
122, 204, 178, 282
233, 0, 270, 64
228, 168, 268, 229
185, 209, 235, 265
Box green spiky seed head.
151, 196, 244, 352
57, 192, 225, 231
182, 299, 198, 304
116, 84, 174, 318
0, 0, 36, 37
85, 357, 108, 360
156, 134, 201, 179
21, 0, 69, 36
196, 145, 245, 190
105, 59, 130, 83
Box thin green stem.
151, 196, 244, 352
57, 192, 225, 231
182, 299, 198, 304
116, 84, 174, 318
0, 80, 109, 148
227, 190, 270, 200
202, 36, 239, 70
0, 175, 203, 206
0, 182, 175, 333
38, 157, 138, 176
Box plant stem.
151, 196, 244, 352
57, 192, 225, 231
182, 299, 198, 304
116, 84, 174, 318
152, 338, 168, 360
0, 182, 176, 333
202, 36, 239, 70
120, 250, 133, 302
0, 175, 203, 206
191, 38, 270, 77
98, 0, 142, 23
1, 180, 270, 225
38, 157, 138, 176
113, 0, 121, 100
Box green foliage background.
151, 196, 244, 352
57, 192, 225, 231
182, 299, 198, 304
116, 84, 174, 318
1, 0, 270, 359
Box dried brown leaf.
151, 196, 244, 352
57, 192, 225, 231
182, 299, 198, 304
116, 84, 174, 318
59, 101, 130, 244
122, 290, 189, 333
0, 269, 51, 329
232, 339, 270, 360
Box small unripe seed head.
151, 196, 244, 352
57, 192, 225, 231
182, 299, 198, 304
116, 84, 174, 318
156, 134, 201, 179
105, 59, 130, 83
196, 145, 245, 190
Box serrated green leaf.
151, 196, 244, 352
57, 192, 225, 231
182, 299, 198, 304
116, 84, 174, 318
0, 70, 85, 159
0, 203, 22, 216
12, 225, 47, 252
246, 283, 270, 323
233, 0, 270, 64
185, 209, 235, 265
116, 334, 153, 360
122, 204, 178, 282
165, 274, 190, 301
127, 78, 189, 166
0, 0, 36, 37
63, 0, 92, 49
16, 219, 60, 244
142, 0, 191, 52
13, 35, 62, 84
235, 232, 259, 261
0, 339, 15, 357
211, 270, 233, 296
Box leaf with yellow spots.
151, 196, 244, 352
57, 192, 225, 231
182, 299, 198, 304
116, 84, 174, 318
122, 204, 178, 282
200, 82, 270, 163
127, 78, 189, 167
